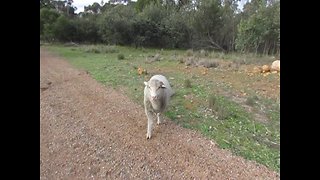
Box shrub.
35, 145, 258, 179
186, 49, 193, 56
118, 53, 125, 60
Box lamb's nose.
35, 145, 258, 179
151, 95, 157, 100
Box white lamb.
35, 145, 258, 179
144, 75, 173, 139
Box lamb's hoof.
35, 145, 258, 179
146, 134, 151, 139
157, 121, 161, 125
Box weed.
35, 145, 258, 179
199, 49, 209, 57
178, 57, 185, 64
186, 49, 193, 56
184, 57, 195, 66
104, 45, 119, 53
118, 53, 125, 60
214, 103, 230, 120
184, 79, 192, 88
246, 95, 259, 106
82, 45, 119, 54
198, 59, 219, 68
208, 95, 216, 109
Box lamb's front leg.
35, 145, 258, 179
145, 109, 154, 139
157, 113, 161, 125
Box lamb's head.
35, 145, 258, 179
144, 79, 166, 101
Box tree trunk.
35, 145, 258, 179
263, 41, 267, 55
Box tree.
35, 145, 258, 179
178, 0, 192, 9
84, 2, 102, 14
73, 16, 101, 43
98, 4, 136, 45
40, 8, 60, 41
109, 0, 130, 4
135, 0, 162, 12
162, 8, 192, 48
52, 15, 76, 41
40, 0, 279, 55
40, 0, 55, 9
191, 0, 224, 50
235, 0, 279, 55
66, 0, 77, 16
218, 0, 241, 52
51, 0, 66, 12
48, 0, 76, 16
134, 3, 177, 48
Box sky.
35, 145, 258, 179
73, 0, 102, 13
73, 0, 247, 14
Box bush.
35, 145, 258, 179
118, 53, 125, 60
83, 46, 100, 53
186, 49, 193, 56
198, 59, 219, 68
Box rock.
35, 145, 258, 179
261, 65, 270, 73
270, 60, 280, 72
253, 66, 262, 73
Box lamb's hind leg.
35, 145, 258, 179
157, 113, 161, 125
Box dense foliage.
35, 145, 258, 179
40, 0, 280, 55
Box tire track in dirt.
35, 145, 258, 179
40, 47, 279, 179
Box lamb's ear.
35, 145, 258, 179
144, 82, 148, 86
160, 81, 166, 88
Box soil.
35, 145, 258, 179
40, 47, 280, 179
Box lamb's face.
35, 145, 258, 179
144, 79, 166, 101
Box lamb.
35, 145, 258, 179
144, 74, 173, 139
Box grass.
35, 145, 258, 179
45, 44, 280, 172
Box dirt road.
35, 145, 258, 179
40, 47, 279, 179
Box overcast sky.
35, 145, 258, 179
73, 0, 101, 13
73, 0, 247, 14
